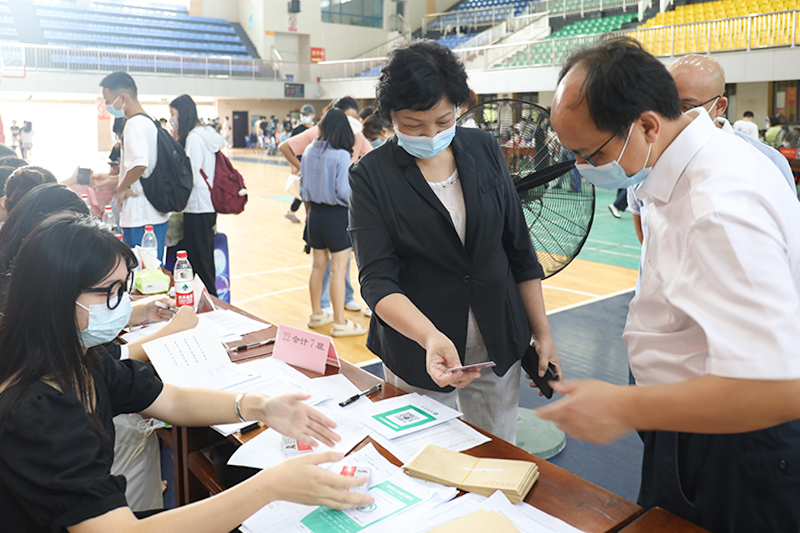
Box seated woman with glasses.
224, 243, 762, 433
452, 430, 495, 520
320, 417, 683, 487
0, 213, 372, 533
0, 183, 197, 361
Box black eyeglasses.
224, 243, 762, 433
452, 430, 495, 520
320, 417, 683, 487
681, 95, 721, 113
568, 130, 620, 167
81, 270, 134, 310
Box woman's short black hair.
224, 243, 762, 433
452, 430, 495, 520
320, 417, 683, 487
375, 40, 470, 120
318, 108, 354, 155
559, 36, 682, 136
112, 117, 126, 137
169, 94, 199, 148
333, 96, 359, 114
0, 156, 28, 169
4, 168, 46, 213
362, 113, 388, 142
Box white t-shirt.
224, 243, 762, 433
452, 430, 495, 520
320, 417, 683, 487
732, 119, 759, 140
428, 169, 485, 348
120, 115, 169, 228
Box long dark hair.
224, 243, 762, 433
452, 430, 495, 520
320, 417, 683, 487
317, 108, 354, 155
0, 183, 90, 278
0, 214, 137, 430
169, 94, 200, 148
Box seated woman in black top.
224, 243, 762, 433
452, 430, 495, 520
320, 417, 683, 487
0, 214, 372, 533
348, 40, 561, 442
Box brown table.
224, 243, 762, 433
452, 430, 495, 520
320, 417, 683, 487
161, 299, 643, 533
619, 508, 711, 533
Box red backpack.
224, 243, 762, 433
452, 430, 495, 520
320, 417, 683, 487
200, 151, 248, 215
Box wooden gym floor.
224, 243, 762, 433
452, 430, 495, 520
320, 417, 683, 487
219, 149, 640, 366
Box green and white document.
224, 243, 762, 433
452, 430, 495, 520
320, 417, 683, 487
240, 444, 457, 533
363, 393, 462, 440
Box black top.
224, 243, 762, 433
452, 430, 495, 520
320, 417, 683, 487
0, 355, 163, 532
291, 124, 309, 138
348, 127, 544, 392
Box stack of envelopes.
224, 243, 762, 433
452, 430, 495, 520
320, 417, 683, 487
402, 444, 539, 504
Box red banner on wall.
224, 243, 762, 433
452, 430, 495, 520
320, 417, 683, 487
310, 47, 325, 63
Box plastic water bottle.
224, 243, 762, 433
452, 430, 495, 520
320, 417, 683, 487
174, 250, 194, 308
101, 205, 119, 236
80, 194, 90, 210
140, 225, 158, 267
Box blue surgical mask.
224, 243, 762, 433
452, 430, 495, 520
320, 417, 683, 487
395, 122, 456, 159
301, 115, 313, 125
76, 292, 132, 348
105, 95, 126, 119
576, 123, 653, 190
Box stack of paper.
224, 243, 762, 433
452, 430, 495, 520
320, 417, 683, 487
402, 445, 539, 504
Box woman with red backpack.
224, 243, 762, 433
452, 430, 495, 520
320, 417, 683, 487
169, 94, 225, 296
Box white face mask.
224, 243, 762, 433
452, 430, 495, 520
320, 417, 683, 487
169, 116, 179, 130
76, 292, 132, 348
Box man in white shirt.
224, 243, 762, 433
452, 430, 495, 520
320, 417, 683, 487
733, 110, 760, 140
539, 37, 800, 532
100, 72, 170, 261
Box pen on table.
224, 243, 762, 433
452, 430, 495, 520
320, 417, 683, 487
239, 421, 261, 434
339, 383, 382, 407
154, 301, 179, 313
227, 339, 276, 352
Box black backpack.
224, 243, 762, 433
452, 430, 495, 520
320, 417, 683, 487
128, 114, 193, 214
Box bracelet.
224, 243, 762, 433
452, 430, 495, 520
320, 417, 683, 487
235, 393, 247, 423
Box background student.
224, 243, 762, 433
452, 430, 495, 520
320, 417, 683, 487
100, 71, 170, 262
169, 94, 224, 297
300, 109, 366, 338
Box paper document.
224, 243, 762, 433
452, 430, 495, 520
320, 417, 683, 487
142, 327, 257, 390
429, 509, 520, 533
120, 322, 167, 343
227, 403, 371, 469
241, 444, 455, 533
364, 393, 462, 440
198, 309, 270, 337
371, 419, 490, 463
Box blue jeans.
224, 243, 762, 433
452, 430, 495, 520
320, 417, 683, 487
320, 260, 355, 309
122, 222, 169, 265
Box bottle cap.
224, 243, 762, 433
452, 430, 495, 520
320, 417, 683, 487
81, 194, 88, 199
176, 250, 187, 259
145, 225, 154, 231
104, 205, 112, 211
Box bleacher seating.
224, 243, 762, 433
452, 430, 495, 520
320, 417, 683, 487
541, 0, 634, 14
453, 0, 535, 17
438, 32, 479, 48
2, 1, 252, 58
641, 0, 799, 27
499, 13, 637, 67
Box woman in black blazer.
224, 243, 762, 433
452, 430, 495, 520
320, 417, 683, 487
348, 41, 560, 442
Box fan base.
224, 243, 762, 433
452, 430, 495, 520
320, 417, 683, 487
515, 408, 567, 460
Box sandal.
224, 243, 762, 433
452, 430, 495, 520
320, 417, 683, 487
308, 311, 333, 329
330, 319, 368, 338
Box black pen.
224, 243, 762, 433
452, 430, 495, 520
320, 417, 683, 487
228, 339, 275, 352
239, 421, 261, 434
339, 383, 382, 407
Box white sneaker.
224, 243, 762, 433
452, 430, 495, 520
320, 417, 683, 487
321, 306, 333, 315
608, 204, 622, 218
344, 300, 362, 312
362, 307, 372, 317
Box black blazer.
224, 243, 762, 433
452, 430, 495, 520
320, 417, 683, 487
348, 127, 544, 392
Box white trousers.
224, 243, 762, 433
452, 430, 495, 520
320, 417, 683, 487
383, 343, 521, 443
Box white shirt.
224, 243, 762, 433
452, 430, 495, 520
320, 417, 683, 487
184, 126, 225, 214
732, 119, 759, 140
624, 109, 800, 386
120, 115, 170, 228
428, 169, 485, 348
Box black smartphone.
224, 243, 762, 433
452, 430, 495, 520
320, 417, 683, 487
521, 344, 559, 399
77, 168, 91, 186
